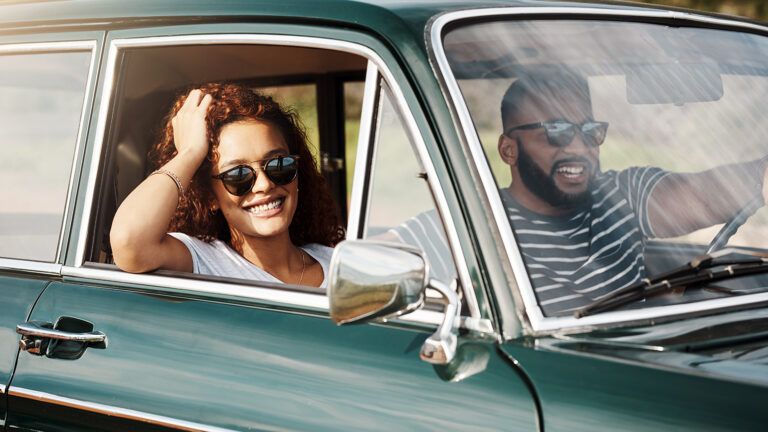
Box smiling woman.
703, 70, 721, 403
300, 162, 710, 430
110, 83, 344, 287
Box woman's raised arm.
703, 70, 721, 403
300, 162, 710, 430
110, 90, 213, 273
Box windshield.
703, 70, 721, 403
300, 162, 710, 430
442, 18, 768, 318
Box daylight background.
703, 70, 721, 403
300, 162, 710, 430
638, 0, 766, 21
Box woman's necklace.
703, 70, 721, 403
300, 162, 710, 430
297, 250, 306, 285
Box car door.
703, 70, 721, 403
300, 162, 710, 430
0, 33, 101, 428
6, 24, 538, 431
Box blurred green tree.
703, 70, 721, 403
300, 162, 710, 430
638, 0, 767, 21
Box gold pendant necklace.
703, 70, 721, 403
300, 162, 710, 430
297, 250, 306, 285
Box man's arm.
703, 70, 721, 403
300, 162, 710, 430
647, 157, 768, 238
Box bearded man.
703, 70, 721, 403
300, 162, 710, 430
498, 72, 768, 316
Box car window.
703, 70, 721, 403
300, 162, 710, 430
442, 19, 768, 317
0, 49, 91, 262
363, 81, 458, 285
88, 41, 367, 287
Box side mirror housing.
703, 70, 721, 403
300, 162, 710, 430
328, 240, 426, 325
328, 240, 461, 364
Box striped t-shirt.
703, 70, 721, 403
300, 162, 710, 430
388, 209, 457, 284
505, 166, 669, 316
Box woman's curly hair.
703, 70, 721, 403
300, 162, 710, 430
150, 83, 345, 247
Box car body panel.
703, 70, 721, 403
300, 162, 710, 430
8, 281, 537, 430
501, 334, 768, 431
0, 274, 48, 428
553, 308, 768, 384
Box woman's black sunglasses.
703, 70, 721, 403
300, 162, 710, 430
212, 155, 300, 196
505, 120, 609, 148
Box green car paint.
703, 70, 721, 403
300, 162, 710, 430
0, 276, 49, 427
10, 282, 537, 430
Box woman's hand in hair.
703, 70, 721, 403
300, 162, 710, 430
111, 89, 213, 274
171, 89, 214, 164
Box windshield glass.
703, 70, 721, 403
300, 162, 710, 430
442, 18, 768, 317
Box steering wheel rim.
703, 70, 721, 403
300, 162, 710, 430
706, 195, 764, 254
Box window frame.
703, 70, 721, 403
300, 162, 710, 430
0, 37, 100, 272
65, 29, 491, 335
430, 6, 768, 336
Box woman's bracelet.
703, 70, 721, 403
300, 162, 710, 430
151, 169, 184, 196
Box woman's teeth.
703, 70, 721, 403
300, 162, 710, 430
246, 197, 284, 214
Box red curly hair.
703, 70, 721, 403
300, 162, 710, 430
150, 83, 345, 247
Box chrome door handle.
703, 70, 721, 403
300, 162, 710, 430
17, 322, 106, 343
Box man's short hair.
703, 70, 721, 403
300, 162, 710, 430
500, 71, 591, 129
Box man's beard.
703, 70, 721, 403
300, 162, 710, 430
516, 140, 596, 209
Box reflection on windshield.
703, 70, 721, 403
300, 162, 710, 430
444, 20, 768, 316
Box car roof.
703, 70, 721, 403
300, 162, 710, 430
0, 1, 688, 43
3, 0, 762, 60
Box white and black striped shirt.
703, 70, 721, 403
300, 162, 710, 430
505, 167, 669, 316
389, 209, 457, 284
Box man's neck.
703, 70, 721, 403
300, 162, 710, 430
504, 184, 582, 217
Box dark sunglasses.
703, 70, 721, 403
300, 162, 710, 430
505, 120, 609, 148
212, 155, 300, 196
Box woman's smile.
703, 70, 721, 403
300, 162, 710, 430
243, 196, 286, 216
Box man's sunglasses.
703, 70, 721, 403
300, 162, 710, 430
504, 120, 609, 148
212, 155, 300, 196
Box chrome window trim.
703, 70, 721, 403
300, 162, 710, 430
0, 40, 97, 264
70, 32, 483, 330
0, 41, 95, 53
0, 384, 5, 394
62, 265, 330, 311
0, 258, 61, 276
430, 7, 768, 334
61, 265, 492, 331
346, 61, 379, 238
60, 43, 99, 263
63, 265, 438, 327
8, 387, 235, 432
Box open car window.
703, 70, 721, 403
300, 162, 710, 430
87, 41, 366, 280
442, 19, 768, 318
83, 35, 463, 308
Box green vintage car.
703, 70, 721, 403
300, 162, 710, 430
1, 0, 768, 430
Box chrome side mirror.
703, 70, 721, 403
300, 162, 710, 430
328, 240, 460, 364
328, 240, 426, 325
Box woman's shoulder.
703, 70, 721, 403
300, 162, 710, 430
168, 232, 227, 251
301, 243, 334, 264
168, 232, 236, 275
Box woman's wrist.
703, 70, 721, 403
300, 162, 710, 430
164, 150, 206, 185
174, 147, 208, 167
151, 169, 184, 197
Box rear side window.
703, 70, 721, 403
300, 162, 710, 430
0, 50, 91, 262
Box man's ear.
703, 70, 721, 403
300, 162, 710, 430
498, 134, 518, 165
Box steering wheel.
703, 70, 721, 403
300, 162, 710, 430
706, 195, 764, 254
